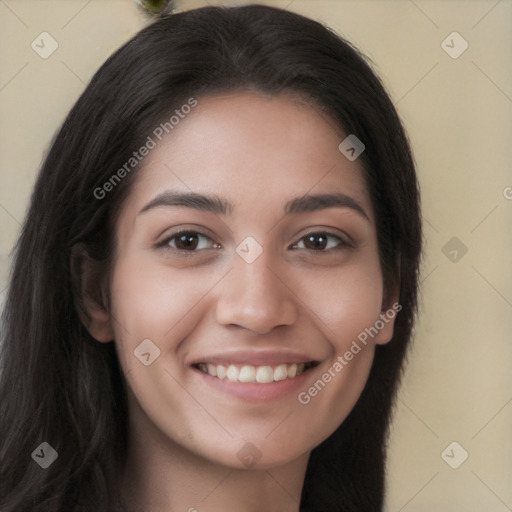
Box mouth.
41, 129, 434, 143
193, 361, 319, 384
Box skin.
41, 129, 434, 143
81, 91, 397, 512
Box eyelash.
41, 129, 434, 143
157, 229, 354, 256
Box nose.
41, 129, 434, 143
215, 248, 299, 335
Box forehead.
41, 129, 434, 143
122, 91, 373, 221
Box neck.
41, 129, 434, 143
119, 406, 310, 512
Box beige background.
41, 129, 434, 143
1, 0, 511, 510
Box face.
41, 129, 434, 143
87, 91, 397, 470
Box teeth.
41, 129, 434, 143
274, 364, 288, 381
216, 365, 226, 379
226, 365, 239, 382
256, 366, 273, 383
239, 365, 256, 383
196, 361, 312, 383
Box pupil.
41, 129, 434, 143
307, 234, 326, 250
178, 233, 197, 250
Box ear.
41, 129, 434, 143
374, 277, 400, 345
70, 243, 114, 343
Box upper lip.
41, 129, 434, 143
189, 349, 319, 367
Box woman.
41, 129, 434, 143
0, 4, 422, 511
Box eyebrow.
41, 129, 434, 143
138, 191, 369, 220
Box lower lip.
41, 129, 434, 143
192, 366, 314, 403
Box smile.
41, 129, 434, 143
194, 362, 317, 383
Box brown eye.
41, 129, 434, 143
161, 231, 218, 252
173, 232, 200, 250
304, 233, 329, 250
293, 232, 352, 252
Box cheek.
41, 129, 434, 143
267, 256, 383, 421
108, 254, 220, 369
107, 256, 229, 445
290, 283, 381, 450
293, 258, 384, 348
